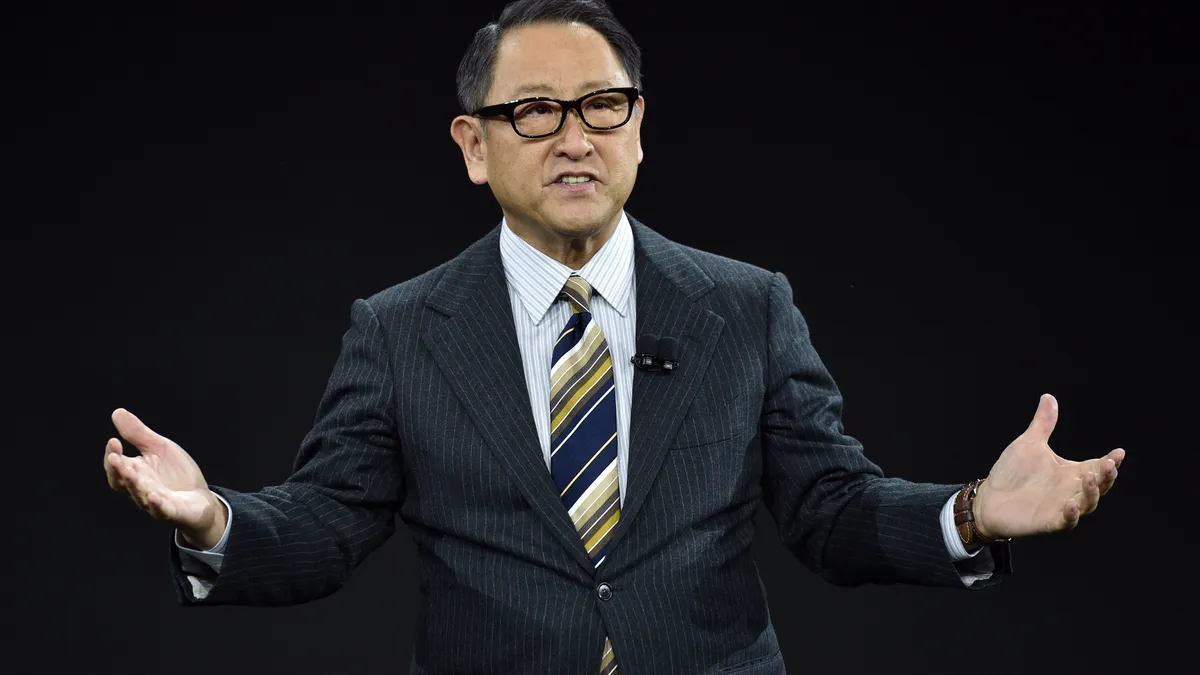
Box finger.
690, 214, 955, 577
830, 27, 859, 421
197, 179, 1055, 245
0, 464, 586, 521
104, 443, 125, 490
145, 491, 175, 521
109, 446, 149, 487
1079, 470, 1101, 515
126, 457, 167, 508
110, 456, 139, 501
107, 451, 140, 493
110, 408, 167, 456
113, 455, 156, 510
122, 465, 151, 509
1098, 471, 1117, 497
1107, 447, 1126, 469
1063, 499, 1081, 530
1025, 393, 1059, 442
1097, 457, 1119, 496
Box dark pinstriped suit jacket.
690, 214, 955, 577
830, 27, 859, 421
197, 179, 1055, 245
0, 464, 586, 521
170, 217, 1011, 673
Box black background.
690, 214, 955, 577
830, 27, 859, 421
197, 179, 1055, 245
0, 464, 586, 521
3, 1, 1190, 673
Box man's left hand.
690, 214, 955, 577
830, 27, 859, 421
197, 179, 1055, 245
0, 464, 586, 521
973, 393, 1125, 539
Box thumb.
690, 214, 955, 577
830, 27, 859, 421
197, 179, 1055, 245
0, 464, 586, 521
1024, 393, 1058, 441
110, 408, 167, 454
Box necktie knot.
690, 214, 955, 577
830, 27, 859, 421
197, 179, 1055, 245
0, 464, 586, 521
559, 274, 593, 315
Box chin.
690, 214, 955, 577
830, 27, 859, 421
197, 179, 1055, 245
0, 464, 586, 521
543, 205, 616, 238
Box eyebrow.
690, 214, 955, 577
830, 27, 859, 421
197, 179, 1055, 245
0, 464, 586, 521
509, 80, 616, 99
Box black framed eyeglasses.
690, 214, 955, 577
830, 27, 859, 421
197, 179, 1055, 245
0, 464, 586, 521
471, 86, 640, 139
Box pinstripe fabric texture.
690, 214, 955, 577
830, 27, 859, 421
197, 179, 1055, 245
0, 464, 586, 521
169, 216, 1011, 674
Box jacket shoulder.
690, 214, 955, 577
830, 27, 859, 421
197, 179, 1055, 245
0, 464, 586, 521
354, 226, 500, 322
359, 259, 451, 319
631, 216, 777, 299
670, 238, 779, 303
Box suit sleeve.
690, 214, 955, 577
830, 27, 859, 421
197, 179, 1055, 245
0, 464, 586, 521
170, 297, 405, 606
759, 272, 1009, 588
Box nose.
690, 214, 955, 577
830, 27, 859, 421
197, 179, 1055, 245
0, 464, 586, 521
553, 109, 593, 159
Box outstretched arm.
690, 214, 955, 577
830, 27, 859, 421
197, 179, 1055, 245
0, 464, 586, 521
759, 272, 1005, 588
106, 298, 405, 606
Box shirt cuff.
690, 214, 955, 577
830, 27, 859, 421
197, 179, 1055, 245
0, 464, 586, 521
174, 492, 232, 574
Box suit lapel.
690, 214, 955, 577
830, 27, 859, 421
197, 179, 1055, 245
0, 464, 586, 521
420, 227, 595, 575
418, 219, 726, 574
603, 219, 726, 560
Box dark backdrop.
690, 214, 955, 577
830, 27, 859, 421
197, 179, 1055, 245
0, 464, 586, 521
3, 2, 1189, 673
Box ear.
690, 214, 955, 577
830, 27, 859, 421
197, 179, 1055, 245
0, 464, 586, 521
633, 96, 646, 164
450, 115, 489, 185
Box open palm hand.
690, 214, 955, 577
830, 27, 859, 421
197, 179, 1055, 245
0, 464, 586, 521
974, 394, 1124, 539
104, 408, 225, 546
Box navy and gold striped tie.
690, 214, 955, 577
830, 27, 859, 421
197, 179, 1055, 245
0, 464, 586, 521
549, 274, 621, 675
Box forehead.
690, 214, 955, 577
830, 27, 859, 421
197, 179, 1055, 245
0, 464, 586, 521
489, 22, 630, 102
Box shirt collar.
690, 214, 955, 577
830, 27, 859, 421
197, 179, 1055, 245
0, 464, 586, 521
499, 211, 634, 325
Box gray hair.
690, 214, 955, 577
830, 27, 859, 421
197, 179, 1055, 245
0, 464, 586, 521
455, 0, 643, 114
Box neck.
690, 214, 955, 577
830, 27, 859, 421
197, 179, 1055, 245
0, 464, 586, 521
504, 212, 621, 270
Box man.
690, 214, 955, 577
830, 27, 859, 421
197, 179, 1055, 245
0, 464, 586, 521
102, 1, 1124, 673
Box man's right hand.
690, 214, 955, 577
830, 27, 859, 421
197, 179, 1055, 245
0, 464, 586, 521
104, 408, 227, 550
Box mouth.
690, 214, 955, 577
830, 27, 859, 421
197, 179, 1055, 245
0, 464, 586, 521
548, 171, 599, 196
549, 171, 598, 186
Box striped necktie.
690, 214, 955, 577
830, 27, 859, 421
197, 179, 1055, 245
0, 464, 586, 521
549, 273, 621, 675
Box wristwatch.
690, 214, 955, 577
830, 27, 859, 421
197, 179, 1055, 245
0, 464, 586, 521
953, 478, 1009, 552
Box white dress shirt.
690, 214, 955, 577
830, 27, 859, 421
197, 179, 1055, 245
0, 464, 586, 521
177, 211, 990, 593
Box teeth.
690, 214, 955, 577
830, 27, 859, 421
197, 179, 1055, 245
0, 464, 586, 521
559, 175, 592, 184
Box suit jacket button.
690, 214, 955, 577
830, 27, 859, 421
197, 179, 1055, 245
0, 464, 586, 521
596, 583, 613, 601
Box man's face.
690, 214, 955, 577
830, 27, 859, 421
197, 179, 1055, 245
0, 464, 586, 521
453, 21, 644, 241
